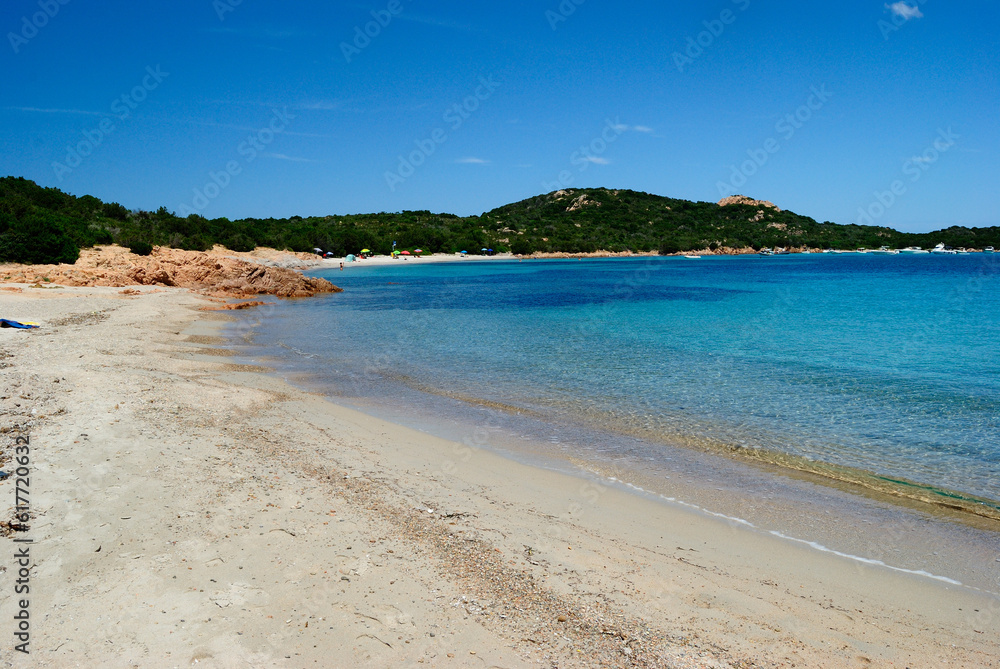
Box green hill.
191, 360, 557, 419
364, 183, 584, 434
1, 177, 997, 264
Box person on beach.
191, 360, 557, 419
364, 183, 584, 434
340, 262, 344, 271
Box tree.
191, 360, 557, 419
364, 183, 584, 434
0, 212, 80, 264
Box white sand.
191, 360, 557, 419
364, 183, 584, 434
1, 285, 997, 667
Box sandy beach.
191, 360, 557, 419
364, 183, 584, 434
1, 283, 998, 668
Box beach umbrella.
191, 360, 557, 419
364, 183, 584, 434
400, 250, 411, 255
414, 249, 423, 253
360, 248, 370, 253
460, 250, 468, 254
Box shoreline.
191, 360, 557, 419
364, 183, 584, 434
3, 285, 996, 667
255, 358, 1000, 596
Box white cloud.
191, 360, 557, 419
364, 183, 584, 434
584, 156, 610, 165
300, 101, 340, 111
886, 2, 923, 20
456, 157, 490, 164
263, 153, 317, 163
6, 106, 106, 116
611, 123, 654, 134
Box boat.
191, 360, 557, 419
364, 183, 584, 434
898, 246, 928, 254
856, 248, 869, 254
869, 246, 898, 255
985, 247, 995, 254
930, 243, 956, 255
759, 248, 773, 256
682, 254, 701, 259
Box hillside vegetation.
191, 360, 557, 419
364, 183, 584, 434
2, 177, 997, 264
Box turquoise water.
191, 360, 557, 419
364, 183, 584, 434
236, 254, 1000, 507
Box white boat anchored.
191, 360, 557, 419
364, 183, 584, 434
898, 247, 929, 254
931, 243, 956, 255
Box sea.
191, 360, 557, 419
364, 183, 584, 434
228, 253, 1000, 593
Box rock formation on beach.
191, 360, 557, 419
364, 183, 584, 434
0, 245, 340, 298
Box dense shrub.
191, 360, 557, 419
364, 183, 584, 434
125, 239, 153, 256
0, 213, 80, 264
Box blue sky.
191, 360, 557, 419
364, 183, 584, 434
1, 0, 997, 231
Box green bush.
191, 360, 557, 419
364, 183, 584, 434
510, 237, 534, 255
0, 213, 80, 264
227, 234, 257, 253
92, 228, 114, 245
126, 240, 153, 256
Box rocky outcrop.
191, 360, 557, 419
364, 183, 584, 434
0, 245, 340, 298
717, 195, 782, 212
566, 194, 601, 212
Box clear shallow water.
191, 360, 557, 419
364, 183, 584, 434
236, 254, 1000, 509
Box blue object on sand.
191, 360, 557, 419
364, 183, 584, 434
0, 471, 10, 481
0, 319, 38, 329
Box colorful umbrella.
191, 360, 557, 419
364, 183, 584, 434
360, 248, 370, 253
400, 250, 411, 255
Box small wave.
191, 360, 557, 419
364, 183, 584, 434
276, 340, 319, 359
603, 473, 966, 587
767, 530, 963, 585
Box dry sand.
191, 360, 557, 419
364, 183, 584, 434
1, 285, 998, 668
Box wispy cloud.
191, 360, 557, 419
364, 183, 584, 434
203, 26, 300, 39
456, 157, 490, 164
186, 119, 334, 138
583, 156, 610, 165
341, 4, 476, 31
6, 106, 107, 117
611, 123, 654, 134
263, 153, 318, 163
393, 13, 476, 31
300, 101, 340, 111
886, 2, 923, 20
